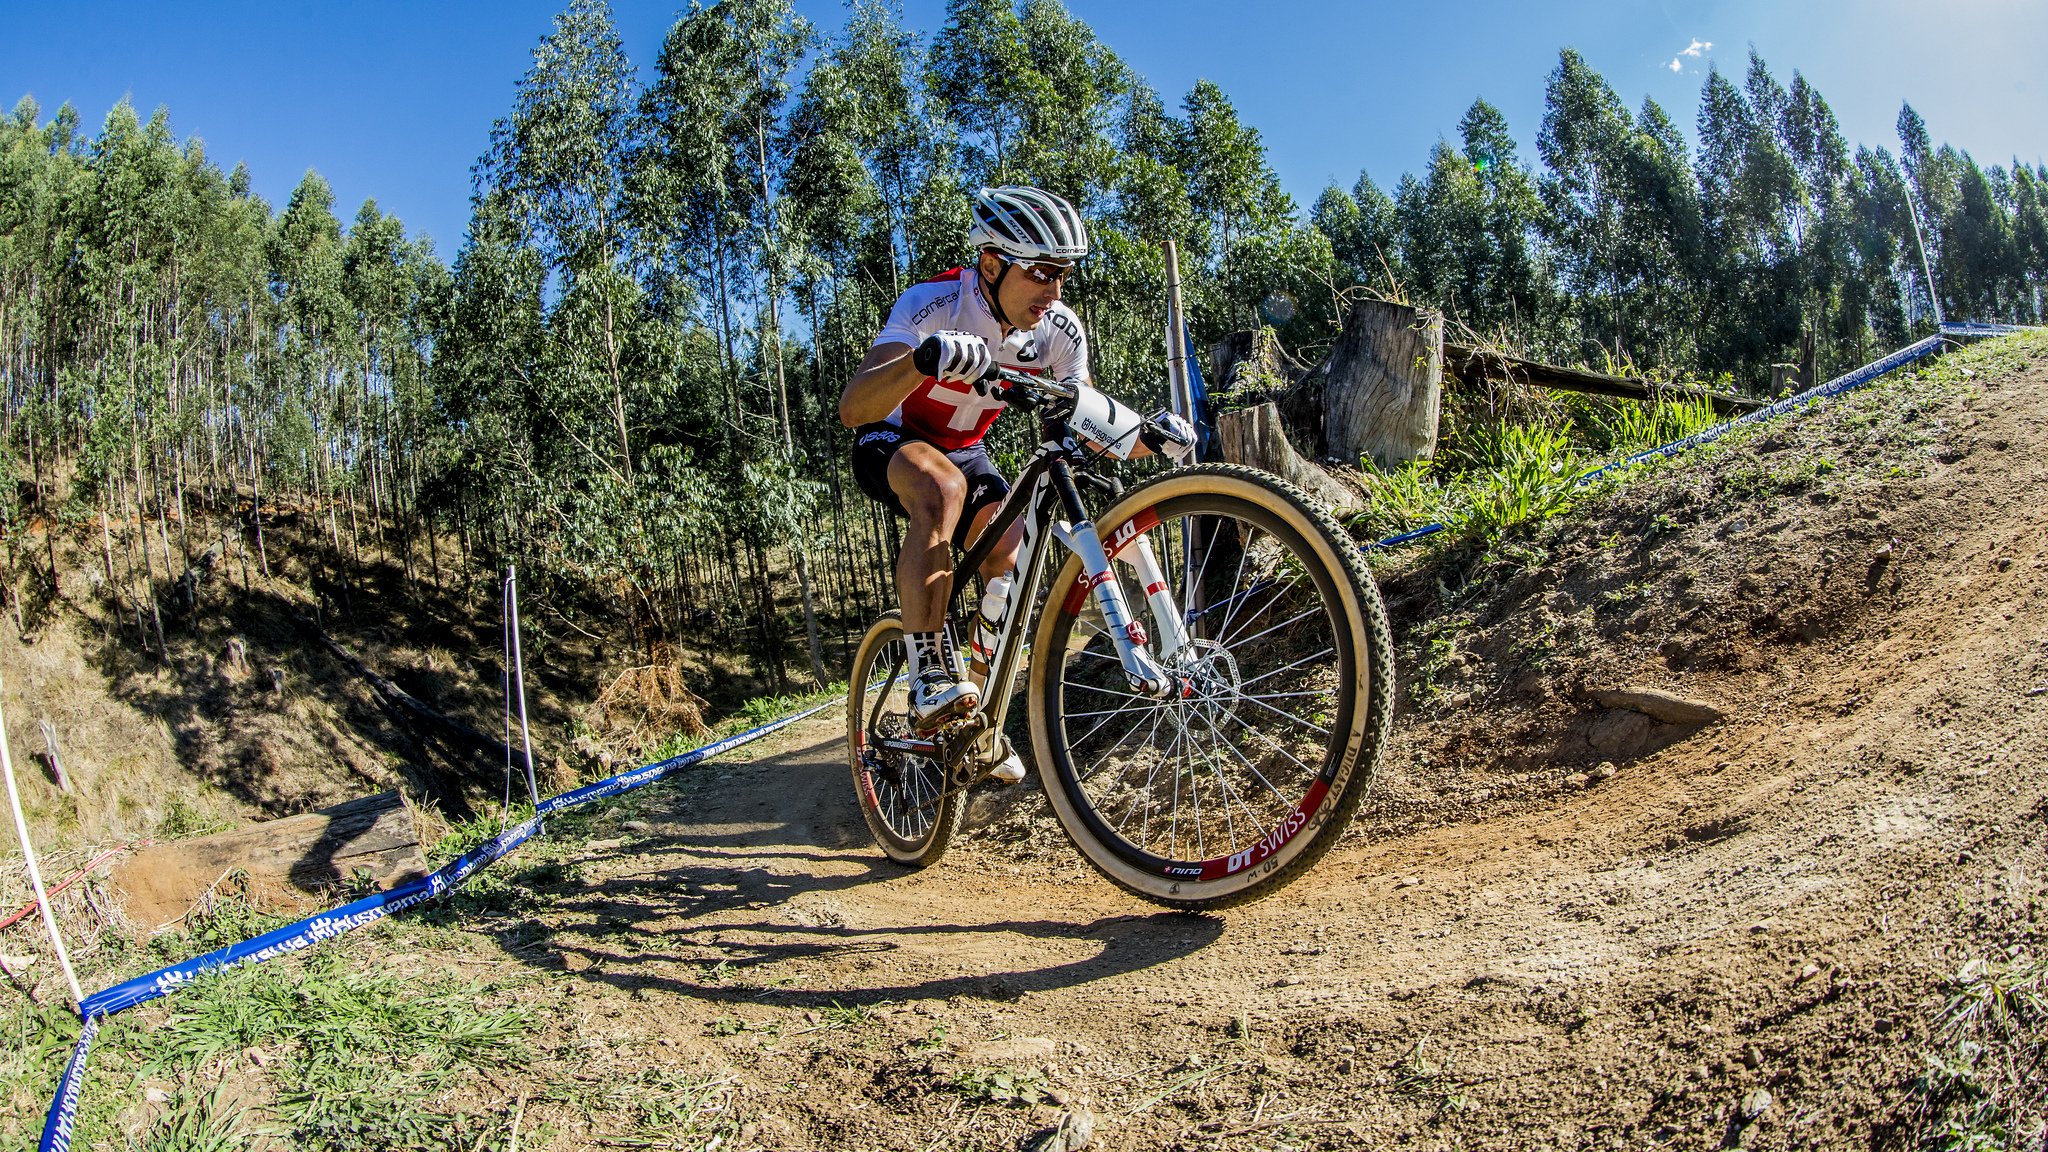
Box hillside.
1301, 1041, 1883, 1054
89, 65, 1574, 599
4, 329, 2046, 1149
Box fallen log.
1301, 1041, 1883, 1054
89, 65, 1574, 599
110, 790, 426, 931
1443, 343, 1762, 416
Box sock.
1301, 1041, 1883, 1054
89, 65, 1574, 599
938, 625, 965, 676
907, 630, 946, 679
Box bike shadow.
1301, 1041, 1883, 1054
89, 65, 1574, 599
492, 727, 1227, 1007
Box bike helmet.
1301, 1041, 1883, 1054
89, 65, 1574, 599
968, 185, 1090, 262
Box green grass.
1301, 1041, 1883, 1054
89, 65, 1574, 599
1911, 952, 2048, 1150
3, 944, 536, 1152
1587, 391, 1720, 457
1354, 422, 1583, 549
136, 1084, 259, 1152
952, 1065, 1050, 1107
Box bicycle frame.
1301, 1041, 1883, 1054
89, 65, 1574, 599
872, 412, 1191, 765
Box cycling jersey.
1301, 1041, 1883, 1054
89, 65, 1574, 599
870, 267, 1089, 451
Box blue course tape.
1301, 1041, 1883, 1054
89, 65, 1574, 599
40, 693, 840, 1150
79, 816, 544, 1019
1941, 321, 2031, 338
539, 697, 837, 816
37, 1015, 97, 1152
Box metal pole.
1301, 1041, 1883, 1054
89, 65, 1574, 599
1161, 238, 1206, 624
1892, 155, 1944, 328
0, 677, 85, 1009
500, 573, 516, 829
1162, 239, 1195, 433
505, 568, 541, 810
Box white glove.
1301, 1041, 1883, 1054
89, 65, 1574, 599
1144, 410, 1198, 461
928, 330, 992, 384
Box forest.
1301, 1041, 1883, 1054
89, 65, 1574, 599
2, 0, 2044, 700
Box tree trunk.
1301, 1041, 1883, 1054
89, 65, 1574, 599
1312, 298, 1443, 470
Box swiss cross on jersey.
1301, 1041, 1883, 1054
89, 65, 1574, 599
916, 378, 1010, 433
871, 267, 1089, 451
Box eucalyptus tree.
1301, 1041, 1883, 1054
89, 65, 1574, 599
1613, 96, 1704, 369
480, 0, 642, 482
1311, 173, 1402, 294
1010, 0, 1131, 207
924, 0, 1036, 180
1175, 80, 1291, 286
1537, 49, 1637, 362
1454, 99, 1549, 341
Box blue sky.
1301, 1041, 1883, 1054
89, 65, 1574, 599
4, 0, 2042, 257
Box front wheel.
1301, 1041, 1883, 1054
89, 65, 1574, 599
1028, 464, 1395, 909
849, 612, 965, 866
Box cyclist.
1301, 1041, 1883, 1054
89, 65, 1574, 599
839, 185, 1189, 778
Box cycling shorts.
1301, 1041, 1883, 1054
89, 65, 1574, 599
850, 422, 1009, 551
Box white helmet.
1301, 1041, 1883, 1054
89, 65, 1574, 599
969, 186, 1089, 262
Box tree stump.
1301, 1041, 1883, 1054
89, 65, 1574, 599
1215, 403, 1362, 517
1313, 298, 1443, 470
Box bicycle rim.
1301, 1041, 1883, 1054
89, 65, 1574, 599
1030, 466, 1390, 907
849, 613, 963, 866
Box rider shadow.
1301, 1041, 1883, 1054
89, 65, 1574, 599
499, 731, 1228, 1007
544, 874, 1224, 1010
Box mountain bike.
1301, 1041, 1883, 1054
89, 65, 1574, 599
847, 336, 1395, 910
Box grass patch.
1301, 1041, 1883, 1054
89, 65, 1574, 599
4, 942, 535, 1151
1910, 952, 2048, 1150
1354, 422, 1583, 549
953, 1065, 1050, 1107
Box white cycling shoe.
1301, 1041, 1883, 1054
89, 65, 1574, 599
909, 667, 979, 731
988, 741, 1026, 785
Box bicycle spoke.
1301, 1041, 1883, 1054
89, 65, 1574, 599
1215, 703, 1320, 779
1213, 526, 1260, 641
1193, 701, 1298, 813
1216, 683, 1333, 736
1216, 606, 1324, 658
1214, 579, 1304, 650
1237, 647, 1335, 690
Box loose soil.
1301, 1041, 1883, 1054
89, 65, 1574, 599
9, 332, 2048, 1150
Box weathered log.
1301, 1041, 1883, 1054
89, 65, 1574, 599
1443, 342, 1762, 415
1307, 298, 1443, 469
110, 791, 426, 930
1215, 403, 1362, 516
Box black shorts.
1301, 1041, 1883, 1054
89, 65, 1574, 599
850, 422, 1010, 551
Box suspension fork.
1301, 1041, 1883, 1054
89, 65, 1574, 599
1117, 534, 1191, 661
1048, 459, 1171, 695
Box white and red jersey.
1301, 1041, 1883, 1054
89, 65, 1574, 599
871, 267, 1089, 451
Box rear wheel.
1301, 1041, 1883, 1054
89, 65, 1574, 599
1028, 464, 1394, 909
849, 612, 964, 866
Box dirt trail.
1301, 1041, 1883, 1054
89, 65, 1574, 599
489, 337, 2048, 1151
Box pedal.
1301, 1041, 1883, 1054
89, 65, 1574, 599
931, 714, 989, 788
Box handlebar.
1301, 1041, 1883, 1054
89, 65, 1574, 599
912, 334, 1193, 460
912, 335, 1077, 403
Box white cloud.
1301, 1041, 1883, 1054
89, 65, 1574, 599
1668, 37, 1713, 73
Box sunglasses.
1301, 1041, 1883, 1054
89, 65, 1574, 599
994, 252, 1077, 286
